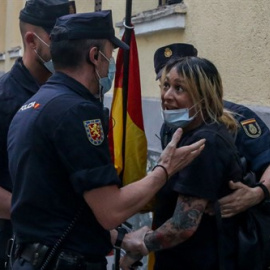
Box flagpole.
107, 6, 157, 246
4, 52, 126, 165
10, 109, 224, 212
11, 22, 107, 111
114, 4, 133, 270
114, 3, 133, 269
119, 0, 133, 183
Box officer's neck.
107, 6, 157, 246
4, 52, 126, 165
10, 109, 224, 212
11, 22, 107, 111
22, 53, 51, 86
57, 65, 99, 96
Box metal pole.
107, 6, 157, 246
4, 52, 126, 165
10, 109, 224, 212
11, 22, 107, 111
119, 0, 132, 184
114, 3, 133, 269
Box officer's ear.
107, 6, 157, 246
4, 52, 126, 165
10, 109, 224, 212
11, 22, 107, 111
88, 47, 99, 64
24, 32, 37, 49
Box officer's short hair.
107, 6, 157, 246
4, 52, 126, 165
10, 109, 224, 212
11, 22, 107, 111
51, 39, 106, 69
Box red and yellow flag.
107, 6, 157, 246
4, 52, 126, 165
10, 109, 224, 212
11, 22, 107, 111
109, 29, 147, 186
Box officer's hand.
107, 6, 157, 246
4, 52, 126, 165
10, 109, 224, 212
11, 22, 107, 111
159, 128, 205, 178
121, 226, 151, 256
219, 181, 263, 217
120, 252, 143, 270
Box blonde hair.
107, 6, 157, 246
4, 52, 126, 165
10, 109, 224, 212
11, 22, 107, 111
162, 57, 238, 132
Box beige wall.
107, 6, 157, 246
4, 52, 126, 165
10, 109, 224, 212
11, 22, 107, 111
184, 0, 270, 106
1, 0, 269, 108
106, 0, 270, 107
0, 0, 7, 72
0, 0, 25, 72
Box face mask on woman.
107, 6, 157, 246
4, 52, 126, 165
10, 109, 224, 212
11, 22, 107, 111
161, 108, 194, 128
161, 102, 201, 129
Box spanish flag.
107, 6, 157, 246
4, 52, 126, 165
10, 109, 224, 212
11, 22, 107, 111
108, 29, 147, 186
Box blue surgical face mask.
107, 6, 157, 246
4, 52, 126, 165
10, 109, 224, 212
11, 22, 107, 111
96, 51, 116, 95
33, 33, 55, 74
161, 104, 200, 129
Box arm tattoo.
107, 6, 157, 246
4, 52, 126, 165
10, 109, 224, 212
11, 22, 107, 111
145, 196, 206, 251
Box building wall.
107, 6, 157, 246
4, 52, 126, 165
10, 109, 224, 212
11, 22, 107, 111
105, 0, 270, 107
0, 0, 25, 73
2, 0, 269, 107
184, 0, 270, 106
0, 0, 7, 73
1, 0, 270, 148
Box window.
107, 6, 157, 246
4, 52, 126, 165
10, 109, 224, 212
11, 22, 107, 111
116, 1, 186, 36
159, 0, 183, 6
95, 0, 102, 11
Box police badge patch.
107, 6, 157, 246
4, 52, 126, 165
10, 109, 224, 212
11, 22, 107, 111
83, 119, 104, 145
164, 47, 173, 58
240, 118, 262, 138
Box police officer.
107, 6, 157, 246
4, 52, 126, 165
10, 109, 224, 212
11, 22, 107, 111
7, 11, 205, 270
153, 43, 270, 216
0, 1, 76, 268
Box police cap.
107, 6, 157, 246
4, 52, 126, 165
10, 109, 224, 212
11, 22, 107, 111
154, 43, 198, 80
50, 10, 129, 50
19, 0, 76, 34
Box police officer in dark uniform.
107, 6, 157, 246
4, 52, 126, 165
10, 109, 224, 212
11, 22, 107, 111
154, 43, 270, 216
0, 1, 76, 269
7, 11, 205, 270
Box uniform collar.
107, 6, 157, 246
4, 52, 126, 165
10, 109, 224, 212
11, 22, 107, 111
47, 71, 99, 102
11, 58, 40, 94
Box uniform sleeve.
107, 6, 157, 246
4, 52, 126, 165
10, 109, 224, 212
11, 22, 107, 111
233, 106, 270, 172
52, 101, 120, 195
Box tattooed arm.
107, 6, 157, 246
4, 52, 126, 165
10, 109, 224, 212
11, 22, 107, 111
120, 195, 207, 270
144, 195, 207, 251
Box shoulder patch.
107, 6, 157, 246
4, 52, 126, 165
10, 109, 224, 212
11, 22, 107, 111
240, 118, 261, 138
83, 119, 104, 145
20, 101, 40, 111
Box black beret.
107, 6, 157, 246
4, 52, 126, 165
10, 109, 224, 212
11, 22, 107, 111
19, 0, 76, 34
154, 43, 198, 80
50, 10, 129, 50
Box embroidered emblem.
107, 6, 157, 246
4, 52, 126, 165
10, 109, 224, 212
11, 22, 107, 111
240, 118, 261, 138
20, 101, 40, 111
164, 47, 172, 58
83, 119, 104, 145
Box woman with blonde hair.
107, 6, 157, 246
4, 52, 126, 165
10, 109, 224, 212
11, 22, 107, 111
121, 57, 243, 270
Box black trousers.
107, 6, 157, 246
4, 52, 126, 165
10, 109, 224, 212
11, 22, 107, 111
11, 257, 108, 270
11, 258, 34, 270
0, 219, 12, 270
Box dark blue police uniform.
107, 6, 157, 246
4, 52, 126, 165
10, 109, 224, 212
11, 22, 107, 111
8, 72, 120, 269
223, 100, 270, 177
154, 122, 242, 270
0, 58, 40, 269
0, 58, 40, 192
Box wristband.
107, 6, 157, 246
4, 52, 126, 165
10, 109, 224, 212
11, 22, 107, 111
114, 227, 128, 249
254, 182, 270, 201
152, 164, 169, 182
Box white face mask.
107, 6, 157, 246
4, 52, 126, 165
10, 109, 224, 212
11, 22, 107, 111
33, 33, 55, 74
161, 103, 200, 129
96, 51, 116, 95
